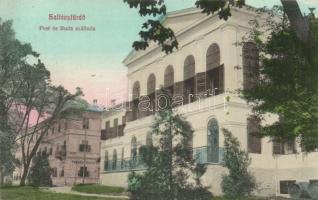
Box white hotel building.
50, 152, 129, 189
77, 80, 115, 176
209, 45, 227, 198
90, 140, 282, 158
99, 7, 318, 197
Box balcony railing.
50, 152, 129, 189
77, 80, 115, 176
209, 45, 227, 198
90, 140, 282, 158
104, 156, 146, 172
104, 146, 224, 173
101, 125, 125, 141
194, 146, 224, 165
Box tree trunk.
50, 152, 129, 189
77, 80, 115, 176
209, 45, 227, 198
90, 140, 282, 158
280, 0, 309, 42
19, 162, 30, 186
0, 168, 4, 185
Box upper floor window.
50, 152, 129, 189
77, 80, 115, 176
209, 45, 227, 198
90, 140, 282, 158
206, 43, 223, 95
147, 74, 156, 113
114, 118, 118, 137
147, 74, 156, 95
105, 121, 110, 129
242, 42, 259, 90
82, 118, 89, 129
132, 81, 140, 100
79, 140, 91, 152
184, 55, 196, 104
164, 65, 174, 89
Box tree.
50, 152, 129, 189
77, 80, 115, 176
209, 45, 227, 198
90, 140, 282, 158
0, 18, 84, 186
0, 18, 39, 185
221, 128, 256, 198
242, 9, 318, 151
123, 0, 309, 54
128, 98, 212, 200
28, 154, 52, 187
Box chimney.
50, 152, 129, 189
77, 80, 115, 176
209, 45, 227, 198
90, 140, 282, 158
93, 99, 98, 105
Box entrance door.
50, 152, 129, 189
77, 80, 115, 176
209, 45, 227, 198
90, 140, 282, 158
207, 119, 219, 163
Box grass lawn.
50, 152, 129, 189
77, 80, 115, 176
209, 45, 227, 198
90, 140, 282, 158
72, 184, 125, 195
0, 186, 126, 200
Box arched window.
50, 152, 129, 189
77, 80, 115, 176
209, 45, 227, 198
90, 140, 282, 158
242, 42, 259, 90
121, 147, 125, 169
207, 119, 219, 163
164, 65, 174, 87
132, 81, 140, 120
206, 43, 223, 95
131, 136, 137, 159
132, 81, 140, 100
104, 150, 108, 171
146, 132, 153, 146
112, 149, 117, 170
147, 74, 156, 115
247, 116, 262, 154
184, 55, 196, 104
147, 74, 156, 94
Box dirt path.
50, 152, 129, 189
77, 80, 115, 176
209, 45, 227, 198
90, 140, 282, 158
46, 186, 129, 199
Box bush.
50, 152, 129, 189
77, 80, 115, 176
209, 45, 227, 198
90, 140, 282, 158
27, 154, 52, 187
72, 184, 125, 194
221, 129, 256, 198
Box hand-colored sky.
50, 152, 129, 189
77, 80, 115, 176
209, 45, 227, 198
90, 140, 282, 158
1, 0, 317, 106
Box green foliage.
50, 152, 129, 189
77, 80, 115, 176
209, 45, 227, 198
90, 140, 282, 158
0, 18, 39, 185
243, 11, 318, 151
221, 129, 256, 198
27, 154, 52, 187
71, 184, 125, 194
128, 103, 212, 200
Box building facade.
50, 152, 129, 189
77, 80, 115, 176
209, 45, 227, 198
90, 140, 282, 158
13, 107, 102, 186
99, 7, 318, 197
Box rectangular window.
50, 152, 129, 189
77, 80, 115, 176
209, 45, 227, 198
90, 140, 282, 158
310, 180, 318, 184
273, 138, 296, 155
52, 168, 57, 177
280, 180, 296, 194
82, 118, 89, 129
114, 118, 118, 136
247, 116, 262, 154
78, 166, 89, 177
105, 121, 110, 129
79, 140, 91, 152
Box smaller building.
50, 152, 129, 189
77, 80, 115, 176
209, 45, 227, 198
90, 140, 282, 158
13, 105, 102, 186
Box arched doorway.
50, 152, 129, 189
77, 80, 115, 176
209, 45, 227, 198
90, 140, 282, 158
207, 119, 219, 163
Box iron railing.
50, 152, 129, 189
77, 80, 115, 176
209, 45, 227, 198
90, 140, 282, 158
104, 146, 224, 173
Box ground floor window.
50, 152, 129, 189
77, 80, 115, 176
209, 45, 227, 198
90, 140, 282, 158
78, 166, 89, 177
280, 180, 296, 194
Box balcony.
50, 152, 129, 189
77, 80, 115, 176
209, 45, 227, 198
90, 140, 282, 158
194, 146, 224, 165
100, 125, 125, 141
104, 156, 146, 172
104, 146, 224, 173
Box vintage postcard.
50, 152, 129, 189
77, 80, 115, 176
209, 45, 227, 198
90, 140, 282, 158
0, 0, 318, 199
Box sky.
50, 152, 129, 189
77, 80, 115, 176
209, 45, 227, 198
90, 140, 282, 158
0, 0, 317, 106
